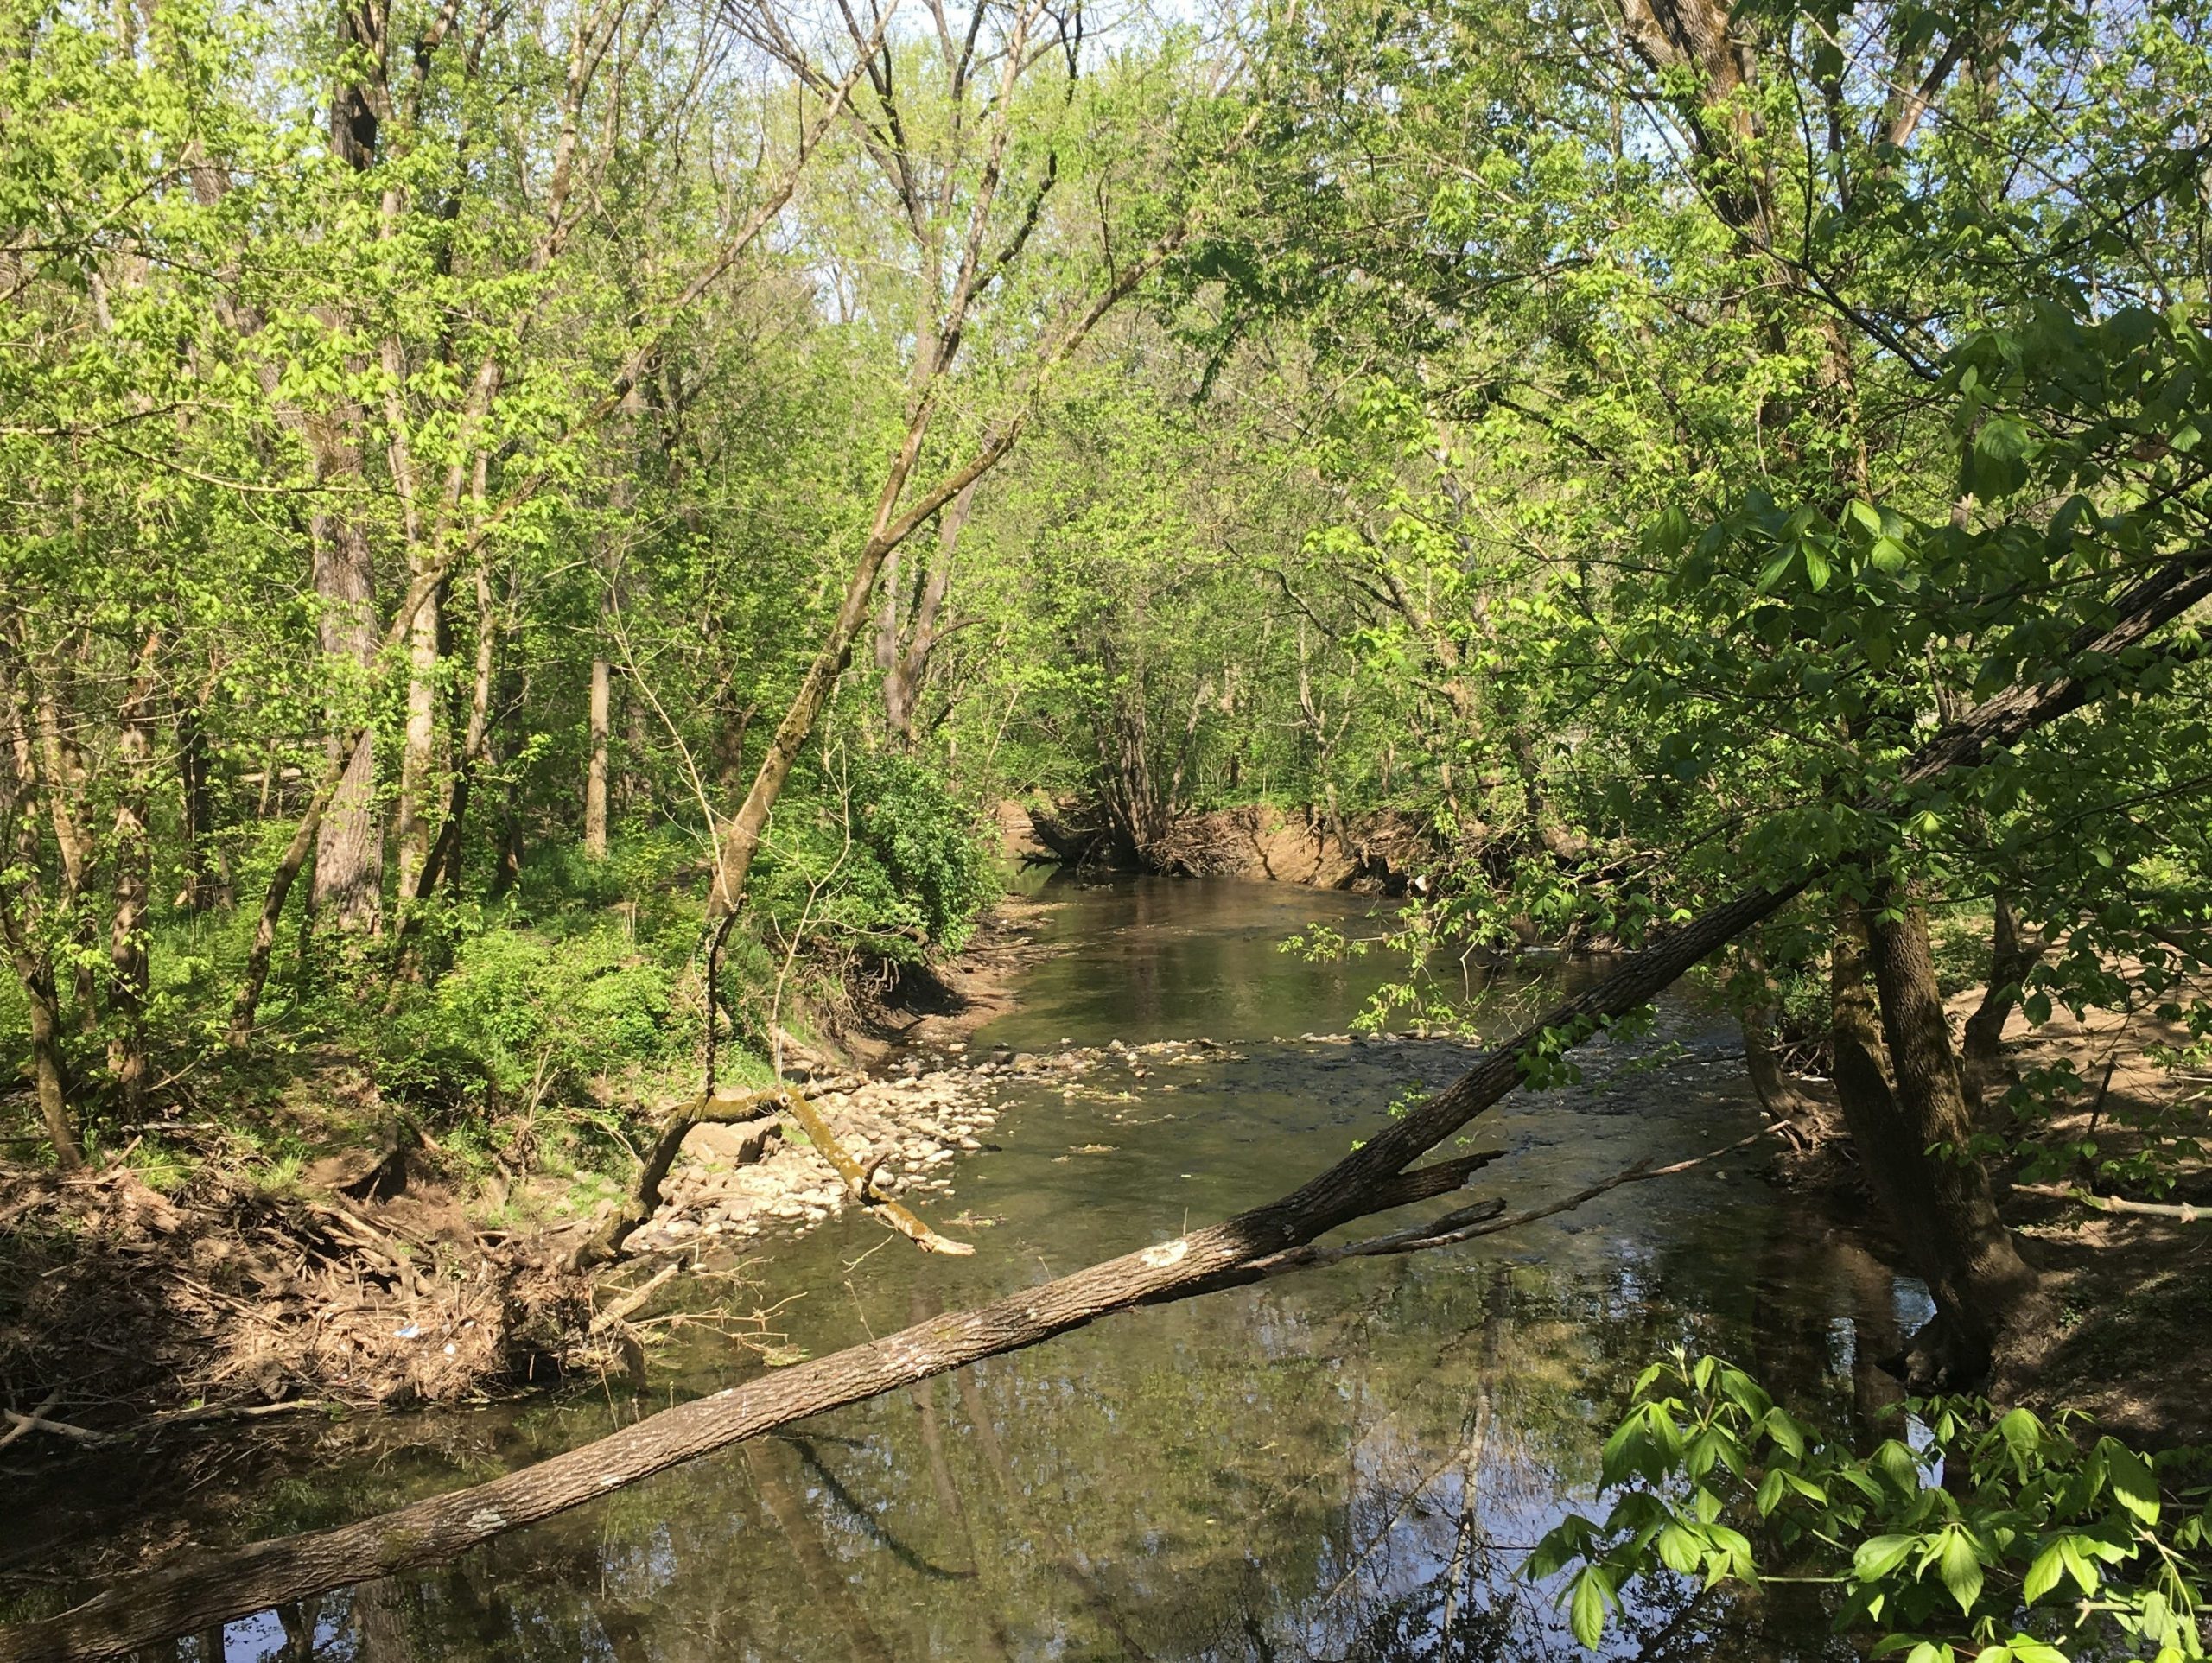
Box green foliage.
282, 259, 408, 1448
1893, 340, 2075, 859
381, 921, 684, 1113
1533, 1350, 2212, 1662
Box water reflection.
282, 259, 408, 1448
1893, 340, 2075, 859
13, 879, 1915, 1661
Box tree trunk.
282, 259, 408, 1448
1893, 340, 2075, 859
309, 503, 384, 933
0, 674, 81, 1170
229, 566, 452, 1045
877, 479, 973, 745
1960, 892, 2041, 1119
29, 663, 98, 1027
492, 795, 525, 899
583, 651, 610, 860
394, 571, 442, 902
9, 951, 77, 1173
106, 628, 162, 1118
175, 702, 226, 911
1830, 891, 2042, 1386
1735, 938, 1834, 1145
401, 560, 500, 914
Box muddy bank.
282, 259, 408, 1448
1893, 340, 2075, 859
1972, 987, 2212, 1443
0, 1163, 594, 1440
1014, 798, 1434, 890
0, 903, 1058, 1446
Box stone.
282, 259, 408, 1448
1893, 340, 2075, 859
682, 1116, 782, 1167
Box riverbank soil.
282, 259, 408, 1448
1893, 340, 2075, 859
1018, 797, 1435, 888
0, 902, 1058, 1448
1975, 990, 2212, 1443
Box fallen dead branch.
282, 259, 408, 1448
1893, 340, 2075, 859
776, 1087, 974, 1256
4, 562, 2206, 1662
570, 1090, 783, 1269
2015, 1181, 2210, 1222
589, 1262, 683, 1334
0, 1390, 60, 1455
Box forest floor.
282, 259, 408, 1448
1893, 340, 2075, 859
0, 899, 1065, 1453
1980, 991, 2212, 1444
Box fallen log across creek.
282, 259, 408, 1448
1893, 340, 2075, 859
7, 553, 2211, 1662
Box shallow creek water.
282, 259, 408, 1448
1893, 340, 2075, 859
10, 878, 1928, 1660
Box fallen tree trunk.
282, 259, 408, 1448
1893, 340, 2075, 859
7, 553, 2209, 1663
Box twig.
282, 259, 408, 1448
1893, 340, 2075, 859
1242, 1127, 1783, 1278
0, 1393, 62, 1455
2016, 1182, 2209, 1222
590, 1262, 683, 1334
0, 1409, 107, 1447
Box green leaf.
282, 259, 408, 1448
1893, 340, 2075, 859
2022, 1540, 2065, 1604
2102, 1438, 2161, 1525
1853, 1534, 1919, 1582
1997, 1406, 2042, 1455
2059, 1537, 2099, 1596
1755, 1468, 1786, 1516
1937, 1527, 1985, 1615
1568, 1568, 1609, 1650
1704, 1524, 1755, 1583
1763, 1408, 1806, 1459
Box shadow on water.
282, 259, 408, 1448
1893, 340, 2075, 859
8, 878, 1916, 1660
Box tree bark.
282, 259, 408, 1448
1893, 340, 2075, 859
106, 628, 162, 1118
304, 0, 391, 932
877, 479, 974, 745
229, 566, 450, 1045
583, 651, 610, 860
308, 466, 385, 935
10, 950, 77, 1171
29, 657, 98, 1026
0, 670, 81, 1170
393, 572, 442, 902
1735, 937, 1834, 1145
1829, 890, 2042, 1386
1960, 892, 2041, 1119
175, 701, 226, 911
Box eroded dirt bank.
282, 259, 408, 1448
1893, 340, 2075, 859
1014, 797, 1436, 889
0, 903, 1063, 1448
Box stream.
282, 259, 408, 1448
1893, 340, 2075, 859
8, 878, 1925, 1660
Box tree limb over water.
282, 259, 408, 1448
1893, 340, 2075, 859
4, 552, 2209, 1662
